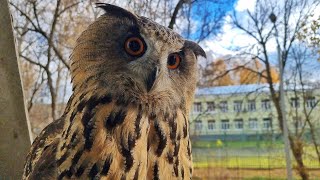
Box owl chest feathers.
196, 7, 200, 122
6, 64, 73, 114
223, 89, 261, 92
54, 91, 193, 179
22, 3, 205, 179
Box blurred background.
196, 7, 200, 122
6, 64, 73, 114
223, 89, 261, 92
7, 0, 320, 179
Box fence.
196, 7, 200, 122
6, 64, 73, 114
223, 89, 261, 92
191, 138, 320, 179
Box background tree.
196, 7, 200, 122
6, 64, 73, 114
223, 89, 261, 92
201, 58, 235, 86
288, 44, 320, 164
231, 0, 320, 179
10, 0, 90, 121
299, 14, 320, 60
201, 57, 279, 86
9, 0, 99, 134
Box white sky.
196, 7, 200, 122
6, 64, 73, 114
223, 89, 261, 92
235, 0, 256, 12
204, 0, 269, 57
203, 0, 320, 59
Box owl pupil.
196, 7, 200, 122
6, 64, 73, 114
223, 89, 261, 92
168, 55, 176, 66
129, 40, 141, 52
124, 37, 145, 57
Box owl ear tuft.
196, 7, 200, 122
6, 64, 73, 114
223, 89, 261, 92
96, 3, 138, 22
183, 40, 206, 58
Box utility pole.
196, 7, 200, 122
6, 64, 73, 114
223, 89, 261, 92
269, 12, 293, 180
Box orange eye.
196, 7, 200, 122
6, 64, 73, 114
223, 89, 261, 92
167, 53, 181, 69
124, 37, 145, 57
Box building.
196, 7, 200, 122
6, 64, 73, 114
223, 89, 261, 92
189, 84, 320, 141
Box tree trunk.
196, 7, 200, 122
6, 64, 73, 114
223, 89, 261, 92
289, 137, 309, 180
0, 0, 32, 178
270, 86, 309, 179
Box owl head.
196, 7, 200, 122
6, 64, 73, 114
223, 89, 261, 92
71, 4, 206, 113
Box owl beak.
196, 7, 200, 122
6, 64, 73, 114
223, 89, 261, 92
145, 66, 158, 92
184, 40, 206, 58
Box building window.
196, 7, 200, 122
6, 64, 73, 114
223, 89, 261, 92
248, 100, 256, 112
208, 120, 216, 130
193, 102, 202, 113
234, 119, 244, 130
290, 98, 300, 108
263, 118, 272, 129
249, 118, 258, 130
195, 120, 202, 130
261, 99, 271, 111
233, 101, 243, 112
293, 117, 303, 129
306, 97, 316, 108
221, 119, 230, 130
207, 101, 215, 112
220, 101, 228, 112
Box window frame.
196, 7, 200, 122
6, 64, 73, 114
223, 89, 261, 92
220, 101, 228, 113
261, 99, 271, 111
195, 120, 203, 131
290, 97, 300, 108
233, 100, 243, 113
249, 118, 258, 130
263, 118, 272, 130
221, 119, 230, 131
248, 100, 256, 112
207, 101, 216, 112
306, 97, 316, 109
207, 120, 216, 130
234, 119, 244, 130
193, 102, 202, 113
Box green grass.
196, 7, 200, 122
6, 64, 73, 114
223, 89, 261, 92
194, 156, 285, 169
243, 177, 287, 180
194, 156, 283, 169
192, 140, 283, 149
192, 140, 320, 169
193, 153, 320, 169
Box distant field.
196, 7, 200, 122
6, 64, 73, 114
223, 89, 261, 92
193, 155, 319, 169
193, 167, 320, 180
191, 140, 320, 179
192, 140, 283, 149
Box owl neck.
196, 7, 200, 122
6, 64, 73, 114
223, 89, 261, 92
56, 91, 193, 179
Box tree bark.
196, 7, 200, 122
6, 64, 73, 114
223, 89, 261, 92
289, 137, 309, 180
168, 0, 186, 29
0, 0, 32, 178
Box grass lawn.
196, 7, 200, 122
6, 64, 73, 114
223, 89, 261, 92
194, 156, 284, 169
193, 156, 319, 169
193, 167, 320, 180
192, 140, 320, 169
192, 140, 320, 179
192, 139, 283, 149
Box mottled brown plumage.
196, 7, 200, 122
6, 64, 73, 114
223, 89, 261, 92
23, 4, 205, 180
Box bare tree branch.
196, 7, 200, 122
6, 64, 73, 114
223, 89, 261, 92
168, 0, 186, 29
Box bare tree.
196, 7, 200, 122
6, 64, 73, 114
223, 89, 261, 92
298, 14, 320, 60
124, 0, 229, 42
10, 0, 92, 121
231, 0, 320, 179
289, 44, 320, 164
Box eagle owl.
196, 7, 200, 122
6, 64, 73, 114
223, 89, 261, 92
23, 3, 205, 180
